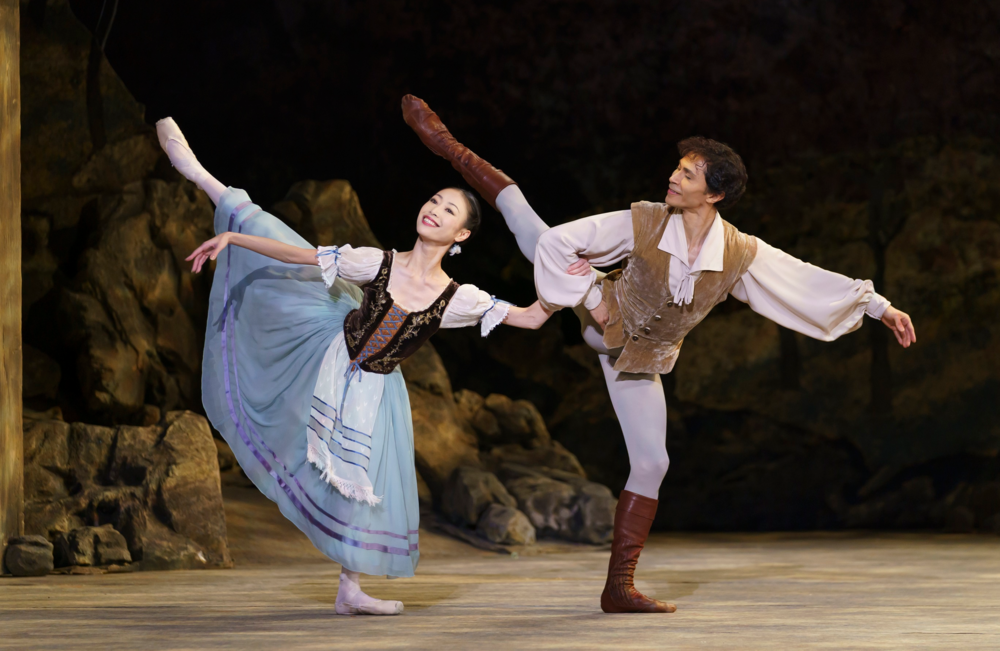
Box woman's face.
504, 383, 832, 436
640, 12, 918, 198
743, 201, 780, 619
415, 188, 471, 246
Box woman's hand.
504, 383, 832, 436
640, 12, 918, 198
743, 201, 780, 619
186, 233, 233, 273
567, 257, 592, 276
881, 306, 916, 348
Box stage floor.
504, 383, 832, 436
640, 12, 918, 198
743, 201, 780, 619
3, 486, 999, 650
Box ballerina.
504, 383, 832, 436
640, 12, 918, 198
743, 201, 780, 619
156, 117, 552, 616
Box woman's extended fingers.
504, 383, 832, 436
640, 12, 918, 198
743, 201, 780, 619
186, 240, 215, 262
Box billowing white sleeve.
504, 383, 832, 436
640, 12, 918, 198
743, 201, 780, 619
533, 210, 634, 311
730, 238, 891, 341
315, 245, 383, 287
441, 284, 512, 337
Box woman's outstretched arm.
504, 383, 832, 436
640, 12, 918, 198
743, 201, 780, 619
503, 301, 555, 330
186, 232, 317, 273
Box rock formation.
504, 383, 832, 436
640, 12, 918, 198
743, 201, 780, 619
23, 410, 230, 571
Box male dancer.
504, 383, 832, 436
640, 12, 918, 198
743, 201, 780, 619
401, 96, 916, 614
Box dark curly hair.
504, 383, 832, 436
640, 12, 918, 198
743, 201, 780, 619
677, 137, 748, 210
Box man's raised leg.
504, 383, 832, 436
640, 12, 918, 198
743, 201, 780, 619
403, 95, 674, 613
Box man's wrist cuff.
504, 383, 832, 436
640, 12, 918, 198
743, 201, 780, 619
583, 285, 603, 310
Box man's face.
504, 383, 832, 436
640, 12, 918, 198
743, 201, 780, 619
665, 154, 723, 210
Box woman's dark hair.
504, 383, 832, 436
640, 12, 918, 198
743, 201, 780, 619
677, 136, 748, 210
448, 187, 482, 241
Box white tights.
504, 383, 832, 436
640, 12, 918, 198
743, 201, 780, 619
155, 118, 227, 206
336, 569, 404, 616
496, 185, 670, 499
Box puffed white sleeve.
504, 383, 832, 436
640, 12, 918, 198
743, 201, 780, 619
729, 237, 891, 341
533, 210, 634, 312
315, 245, 383, 287
441, 284, 512, 337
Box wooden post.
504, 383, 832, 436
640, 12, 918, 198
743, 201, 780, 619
0, 0, 23, 571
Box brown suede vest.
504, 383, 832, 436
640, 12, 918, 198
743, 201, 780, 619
601, 202, 758, 374
344, 250, 459, 374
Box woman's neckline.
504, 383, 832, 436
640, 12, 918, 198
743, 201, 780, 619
385, 249, 455, 313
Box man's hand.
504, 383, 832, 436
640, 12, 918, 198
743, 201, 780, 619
589, 299, 610, 328
881, 306, 916, 348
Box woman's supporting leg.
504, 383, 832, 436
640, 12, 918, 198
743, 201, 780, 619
155, 117, 227, 205
335, 568, 404, 616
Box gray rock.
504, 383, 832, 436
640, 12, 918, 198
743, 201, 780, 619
453, 389, 485, 423
502, 470, 616, 544
504, 475, 577, 539
476, 504, 536, 545
215, 438, 237, 473
442, 466, 517, 527
571, 483, 617, 544
271, 179, 382, 253
488, 441, 586, 477
484, 394, 551, 447
4, 536, 54, 576
24, 412, 231, 571
62, 525, 132, 566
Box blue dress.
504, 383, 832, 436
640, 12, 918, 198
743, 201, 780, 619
202, 188, 421, 577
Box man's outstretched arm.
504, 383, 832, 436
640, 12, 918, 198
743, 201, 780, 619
730, 238, 916, 347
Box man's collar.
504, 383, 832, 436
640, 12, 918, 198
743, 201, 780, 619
657, 210, 725, 272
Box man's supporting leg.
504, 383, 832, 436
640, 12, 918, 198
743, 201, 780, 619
599, 357, 670, 497
597, 356, 675, 613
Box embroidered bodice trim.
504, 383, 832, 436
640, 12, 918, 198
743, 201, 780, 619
343, 250, 459, 374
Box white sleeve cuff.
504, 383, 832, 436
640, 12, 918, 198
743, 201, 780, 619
479, 299, 511, 337
316, 246, 342, 288
866, 293, 890, 320
583, 284, 603, 311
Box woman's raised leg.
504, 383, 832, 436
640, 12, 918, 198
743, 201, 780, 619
155, 117, 227, 205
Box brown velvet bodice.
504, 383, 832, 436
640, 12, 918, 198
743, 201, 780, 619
601, 202, 758, 374
344, 250, 459, 374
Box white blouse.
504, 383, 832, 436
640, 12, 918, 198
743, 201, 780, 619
533, 210, 890, 342
316, 245, 510, 336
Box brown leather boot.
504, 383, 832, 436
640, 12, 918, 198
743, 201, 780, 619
600, 490, 676, 614
401, 95, 515, 209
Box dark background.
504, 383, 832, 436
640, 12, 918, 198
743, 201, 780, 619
66, 0, 1000, 297
32, 0, 1000, 531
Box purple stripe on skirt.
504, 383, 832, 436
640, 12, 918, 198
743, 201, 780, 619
219, 205, 416, 555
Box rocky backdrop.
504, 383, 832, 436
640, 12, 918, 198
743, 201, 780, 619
14, 0, 1000, 569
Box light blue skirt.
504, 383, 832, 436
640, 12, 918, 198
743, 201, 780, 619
202, 188, 420, 578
